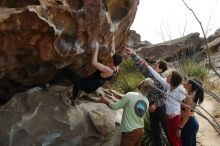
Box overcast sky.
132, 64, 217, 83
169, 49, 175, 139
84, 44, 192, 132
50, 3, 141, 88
131, 0, 220, 44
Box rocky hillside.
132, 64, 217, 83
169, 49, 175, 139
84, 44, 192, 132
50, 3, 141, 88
132, 28, 220, 63
1, 1, 220, 146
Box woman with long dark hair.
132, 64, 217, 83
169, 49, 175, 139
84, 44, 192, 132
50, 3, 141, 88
177, 78, 204, 146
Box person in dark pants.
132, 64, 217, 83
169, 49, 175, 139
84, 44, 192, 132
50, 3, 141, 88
125, 47, 170, 146
149, 104, 167, 146
181, 117, 199, 146
177, 78, 204, 146
144, 64, 186, 146
45, 42, 122, 105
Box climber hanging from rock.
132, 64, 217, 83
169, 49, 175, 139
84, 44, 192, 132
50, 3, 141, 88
40, 41, 122, 106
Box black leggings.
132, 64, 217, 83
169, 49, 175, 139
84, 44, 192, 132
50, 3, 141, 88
49, 68, 108, 100
49, 68, 83, 100
50, 68, 81, 87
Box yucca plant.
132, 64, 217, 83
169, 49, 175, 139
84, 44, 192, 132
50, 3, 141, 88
181, 59, 209, 81
111, 59, 144, 93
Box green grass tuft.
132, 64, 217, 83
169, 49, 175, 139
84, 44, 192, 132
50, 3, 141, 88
181, 59, 209, 81
111, 59, 144, 93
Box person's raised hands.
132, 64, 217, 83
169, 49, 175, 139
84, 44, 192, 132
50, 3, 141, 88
125, 47, 134, 56
141, 59, 148, 66
95, 42, 99, 49
91, 41, 99, 51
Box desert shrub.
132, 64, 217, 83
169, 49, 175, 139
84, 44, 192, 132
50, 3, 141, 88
111, 59, 144, 93
181, 59, 209, 81
120, 58, 140, 74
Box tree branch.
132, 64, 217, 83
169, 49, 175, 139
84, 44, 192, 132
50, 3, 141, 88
182, 0, 220, 78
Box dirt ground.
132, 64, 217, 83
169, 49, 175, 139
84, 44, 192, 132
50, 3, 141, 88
196, 87, 220, 145
196, 51, 220, 146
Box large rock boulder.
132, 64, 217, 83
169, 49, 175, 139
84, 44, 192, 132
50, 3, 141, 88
204, 28, 220, 53
0, 0, 139, 103
140, 33, 203, 61
0, 85, 122, 146
202, 37, 220, 53
207, 28, 220, 42
126, 30, 151, 49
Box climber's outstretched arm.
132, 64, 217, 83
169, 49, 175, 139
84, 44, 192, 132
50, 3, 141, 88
91, 42, 112, 74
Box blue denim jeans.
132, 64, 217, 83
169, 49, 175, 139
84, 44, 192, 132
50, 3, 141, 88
181, 116, 199, 146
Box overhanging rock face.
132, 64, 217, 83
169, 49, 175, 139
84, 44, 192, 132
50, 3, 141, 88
0, 0, 139, 102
